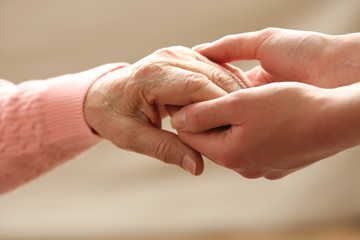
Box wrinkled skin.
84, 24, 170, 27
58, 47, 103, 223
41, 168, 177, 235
84, 46, 247, 175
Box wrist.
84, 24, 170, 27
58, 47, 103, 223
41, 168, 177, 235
84, 66, 130, 137
43, 63, 126, 142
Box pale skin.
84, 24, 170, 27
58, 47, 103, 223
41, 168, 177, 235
84, 46, 246, 175
170, 28, 360, 179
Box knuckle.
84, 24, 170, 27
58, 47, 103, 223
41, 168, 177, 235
154, 135, 172, 163
262, 27, 279, 35
185, 104, 201, 130
210, 70, 222, 83
192, 105, 201, 128
184, 73, 209, 93
220, 34, 235, 43
153, 46, 193, 61
154, 47, 174, 56
132, 61, 162, 80
257, 28, 281, 49
238, 170, 264, 179
169, 45, 188, 52
211, 70, 239, 92
154, 46, 186, 58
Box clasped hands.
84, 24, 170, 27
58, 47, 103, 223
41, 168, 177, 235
85, 28, 360, 179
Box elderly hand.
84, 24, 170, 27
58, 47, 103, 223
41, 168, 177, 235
84, 46, 248, 175
171, 82, 360, 179
195, 28, 360, 88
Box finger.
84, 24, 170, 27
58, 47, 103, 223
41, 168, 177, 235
174, 52, 249, 92
245, 65, 278, 87
171, 94, 236, 132
158, 105, 168, 119
152, 68, 228, 106
220, 63, 252, 88
165, 105, 181, 117
169, 61, 246, 93
160, 46, 249, 92
176, 129, 229, 167
264, 172, 289, 180
193, 53, 249, 91
245, 65, 263, 80
120, 119, 204, 175
194, 28, 279, 63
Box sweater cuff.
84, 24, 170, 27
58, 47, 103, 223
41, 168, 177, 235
42, 63, 129, 144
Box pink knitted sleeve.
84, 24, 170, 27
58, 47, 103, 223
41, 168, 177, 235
0, 63, 129, 194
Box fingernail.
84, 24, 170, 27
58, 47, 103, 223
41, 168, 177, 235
192, 43, 210, 51
182, 155, 196, 175
171, 111, 186, 129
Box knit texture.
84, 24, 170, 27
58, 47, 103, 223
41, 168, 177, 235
0, 63, 128, 194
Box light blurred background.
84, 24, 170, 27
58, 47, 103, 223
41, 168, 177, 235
1, 0, 360, 239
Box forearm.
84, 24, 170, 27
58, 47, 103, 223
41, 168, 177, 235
0, 63, 128, 194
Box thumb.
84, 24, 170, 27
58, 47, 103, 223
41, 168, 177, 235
171, 94, 235, 133
193, 28, 278, 63
127, 120, 204, 175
